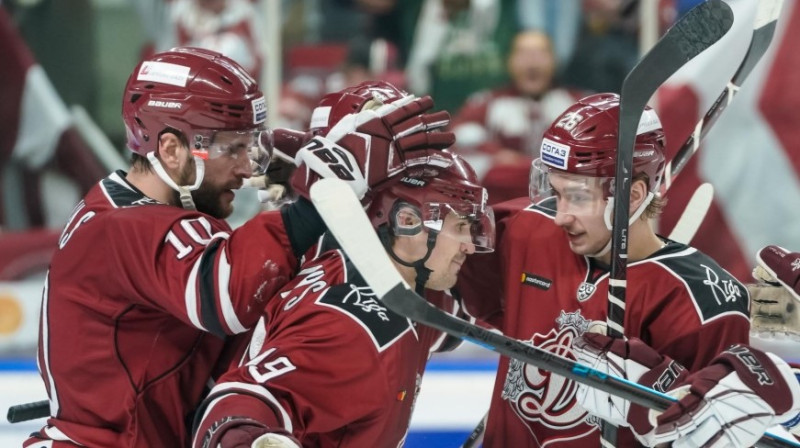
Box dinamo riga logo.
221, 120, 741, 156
503, 326, 592, 431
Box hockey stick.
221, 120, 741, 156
605, 2, 733, 444
607, 0, 733, 338
663, 0, 784, 192
309, 177, 800, 448
460, 411, 487, 448
7, 399, 48, 423
666, 182, 714, 244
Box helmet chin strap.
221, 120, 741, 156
592, 191, 656, 258
378, 226, 438, 295
146, 152, 205, 210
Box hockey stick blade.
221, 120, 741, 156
609, 0, 734, 335
309, 178, 799, 448
7, 399, 49, 423
667, 182, 714, 244
664, 0, 783, 191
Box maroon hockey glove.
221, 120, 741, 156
754, 245, 800, 300
271, 128, 311, 162
291, 95, 455, 201
573, 333, 689, 444
650, 344, 800, 448
200, 417, 300, 448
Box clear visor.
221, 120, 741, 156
529, 158, 612, 217
415, 203, 496, 253
191, 125, 273, 177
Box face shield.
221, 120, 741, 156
419, 202, 496, 253
191, 124, 273, 179
529, 158, 612, 217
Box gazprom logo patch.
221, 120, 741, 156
540, 137, 571, 170
637, 109, 662, 135
252, 97, 267, 124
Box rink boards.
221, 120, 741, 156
0, 358, 497, 447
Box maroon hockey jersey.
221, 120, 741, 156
25, 171, 302, 447
458, 200, 751, 447
193, 248, 463, 448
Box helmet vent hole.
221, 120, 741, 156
135, 117, 145, 128
130, 94, 141, 103
584, 125, 597, 133
144, 84, 155, 90
220, 76, 233, 85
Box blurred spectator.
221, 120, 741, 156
561, 0, 639, 93
0, 5, 108, 230
133, 0, 265, 79
279, 37, 404, 130
517, 0, 582, 75
375, 0, 519, 113
451, 30, 582, 203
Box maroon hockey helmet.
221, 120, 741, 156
366, 151, 495, 253
308, 80, 409, 136
122, 47, 271, 174
534, 92, 666, 195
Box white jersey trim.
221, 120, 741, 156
208, 382, 295, 432
43, 425, 83, 445
40, 272, 59, 417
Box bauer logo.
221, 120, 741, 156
540, 138, 570, 170
400, 177, 426, 187
252, 97, 267, 124
147, 100, 182, 109
520, 272, 552, 290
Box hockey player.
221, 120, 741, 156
191, 146, 494, 448
573, 244, 800, 448
23, 49, 454, 447
456, 93, 751, 447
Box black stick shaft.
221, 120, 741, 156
7, 400, 49, 423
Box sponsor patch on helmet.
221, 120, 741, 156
540, 137, 571, 170
137, 61, 191, 87
637, 108, 662, 135
252, 97, 267, 124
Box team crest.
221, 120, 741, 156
502, 310, 600, 438
576, 282, 596, 302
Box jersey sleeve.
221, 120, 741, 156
193, 310, 388, 445
107, 207, 301, 337
629, 257, 751, 371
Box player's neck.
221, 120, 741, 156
627, 219, 664, 262
392, 260, 418, 290
125, 168, 179, 206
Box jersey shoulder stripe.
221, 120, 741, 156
100, 171, 162, 208
644, 243, 749, 323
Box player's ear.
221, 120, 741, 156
629, 178, 648, 214
157, 132, 185, 169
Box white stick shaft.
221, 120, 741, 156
667, 182, 714, 244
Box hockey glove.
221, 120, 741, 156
200, 417, 300, 448
291, 95, 455, 201
753, 245, 800, 301
573, 332, 689, 445
649, 344, 800, 448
